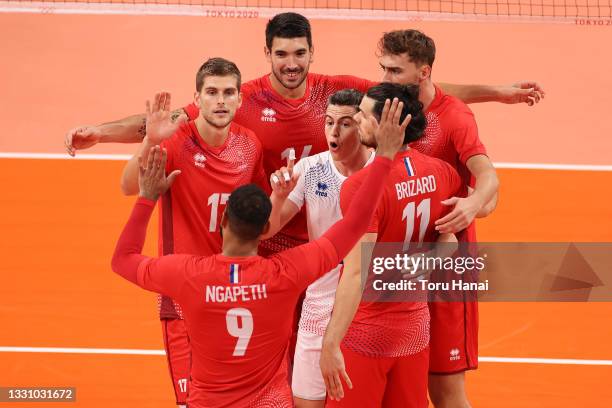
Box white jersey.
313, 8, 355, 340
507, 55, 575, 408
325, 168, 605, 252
288, 150, 375, 335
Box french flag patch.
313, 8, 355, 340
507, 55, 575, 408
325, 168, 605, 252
229, 264, 240, 284
403, 157, 416, 177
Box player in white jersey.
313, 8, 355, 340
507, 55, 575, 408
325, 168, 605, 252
265, 89, 371, 408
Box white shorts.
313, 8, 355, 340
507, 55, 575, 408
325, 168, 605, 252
291, 330, 326, 401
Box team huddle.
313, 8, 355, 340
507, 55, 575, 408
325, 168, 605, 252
66, 12, 544, 408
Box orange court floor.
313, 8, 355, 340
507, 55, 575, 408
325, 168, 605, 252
1, 9, 611, 408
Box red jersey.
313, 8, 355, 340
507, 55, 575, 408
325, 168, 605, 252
158, 121, 266, 318
136, 232, 341, 407
184, 73, 375, 246
339, 149, 462, 358
409, 85, 488, 241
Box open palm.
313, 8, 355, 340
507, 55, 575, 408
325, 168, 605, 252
146, 92, 183, 145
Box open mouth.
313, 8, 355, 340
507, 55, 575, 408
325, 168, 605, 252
284, 71, 302, 81
329, 141, 340, 151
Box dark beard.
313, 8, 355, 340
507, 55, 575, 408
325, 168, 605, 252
272, 69, 307, 90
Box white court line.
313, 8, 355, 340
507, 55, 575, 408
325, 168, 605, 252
0, 346, 164, 355
1, 347, 611, 365
0, 152, 131, 161
494, 162, 612, 171
0, 0, 585, 24
1, 152, 611, 171
478, 357, 612, 366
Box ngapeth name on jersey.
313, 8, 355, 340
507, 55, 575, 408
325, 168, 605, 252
205, 284, 268, 303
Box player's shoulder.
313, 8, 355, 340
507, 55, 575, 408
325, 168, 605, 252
295, 151, 332, 172
309, 73, 373, 91
434, 86, 476, 124
408, 148, 449, 168
166, 120, 195, 145
240, 74, 269, 96
410, 149, 459, 181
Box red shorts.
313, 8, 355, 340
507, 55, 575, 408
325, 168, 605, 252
428, 301, 478, 374
161, 318, 191, 404
326, 346, 429, 408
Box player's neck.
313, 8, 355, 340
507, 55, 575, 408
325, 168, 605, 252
268, 73, 307, 99
194, 117, 229, 147
334, 147, 371, 177
419, 79, 436, 111
222, 238, 259, 257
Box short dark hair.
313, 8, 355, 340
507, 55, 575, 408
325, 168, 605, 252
265, 12, 312, 49
365, 83, 427, 144
378, 30, 436, 68
328, 89, 363, 110
225, 184, 272, 241
195, 57, 241, 92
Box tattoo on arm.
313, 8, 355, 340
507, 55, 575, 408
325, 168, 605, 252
138, 117, 147, 139
170, 108, 184, 123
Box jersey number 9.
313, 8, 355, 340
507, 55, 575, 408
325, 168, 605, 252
225, 308, 254, 357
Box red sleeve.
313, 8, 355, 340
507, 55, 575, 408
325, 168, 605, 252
110, 196, 192, 300
331, 75, 377, 93
183, 102, 199, 120
449, 108, 487, 165
340, 169, 380, 233
135, 254, 194, 300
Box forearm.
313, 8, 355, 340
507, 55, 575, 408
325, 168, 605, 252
111, 197, 156, 284
471, 168, 499, 212
323, 267, 362, 347
437, 82, 501, 104
121, 137, 157, 195
477, 192, 498, 218
98, 114, 147, 144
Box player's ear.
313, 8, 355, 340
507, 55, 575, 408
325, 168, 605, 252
194, 91, 201, 108
309, 45, 314, 64
237, 91, 243, 110
264, 46, 272, 63
419, 64, 431, 81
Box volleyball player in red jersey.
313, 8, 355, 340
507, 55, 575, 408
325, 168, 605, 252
377, 30, 498, 408
320, 83, 462, 408
111, 97, 411, 408
322, 31, 500, 408
120, 58, 267, 406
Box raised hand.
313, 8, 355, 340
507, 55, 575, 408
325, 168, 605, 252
374, 98, 412, 159
64, 125, 102, 156
138, 146, 181, 201
145, 92, 186, 145
270, 148, 299, 198
498, 81, 546, 106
